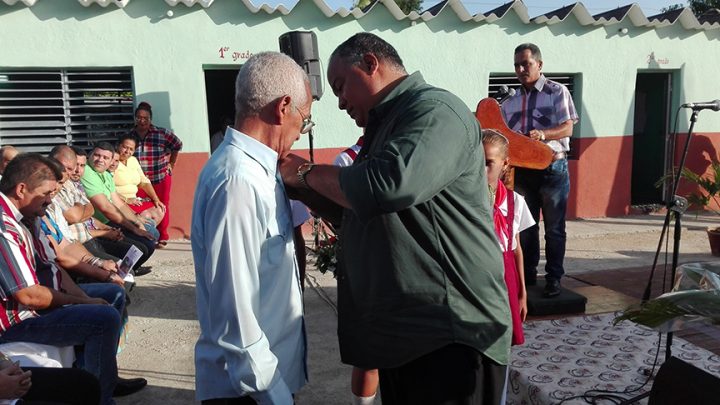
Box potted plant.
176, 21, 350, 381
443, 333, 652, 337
658, 159, 720, 256
615, 262, 720, 331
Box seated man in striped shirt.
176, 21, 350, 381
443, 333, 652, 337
40, 156, 126, 287
0, 153, 146, 404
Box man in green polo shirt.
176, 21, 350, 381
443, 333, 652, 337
81, 142, 156, 264
280, 33, 511, 404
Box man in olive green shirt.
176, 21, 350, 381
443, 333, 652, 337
280, 33, 511, 404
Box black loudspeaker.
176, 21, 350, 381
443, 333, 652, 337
279, 31, 323, 100
648, 356, 720, 405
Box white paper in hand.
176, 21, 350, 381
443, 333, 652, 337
117, 245, 144, 280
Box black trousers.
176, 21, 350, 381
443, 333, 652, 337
378, 344, 507, 405
83, 238, 122, 262
23, 367, 101, 405
96, 231, 153, 270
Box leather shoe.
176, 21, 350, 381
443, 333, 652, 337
113, 377, 147, 397
543, 279, 561, 298
133, 267, 152, 277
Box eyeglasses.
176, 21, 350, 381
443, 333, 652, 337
296, 107, 315, 134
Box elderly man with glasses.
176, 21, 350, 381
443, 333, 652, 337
191, 51, 314, 405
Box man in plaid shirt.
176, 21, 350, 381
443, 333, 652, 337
129, 102, 182, 246
501, 43, 578, 298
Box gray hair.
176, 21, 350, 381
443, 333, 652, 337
234, 52, 310, 120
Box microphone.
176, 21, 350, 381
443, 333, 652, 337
496, 85, 516, 105
681, 100, 720, 111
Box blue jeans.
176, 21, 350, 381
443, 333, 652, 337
143, 219, 160, 241
0, 283, 125, 405
74, 283, 127, 383
79, 283, 126, 340
514, 158, 570, 282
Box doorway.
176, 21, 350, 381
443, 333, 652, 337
631, 72, 672, 205
203, 68, 239, 152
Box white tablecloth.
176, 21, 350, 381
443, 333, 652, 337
507, 313, 720, 405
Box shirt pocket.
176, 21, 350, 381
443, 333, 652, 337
261, 232, 290, 271
533, 109, 552, 128
262, 201, 291, 270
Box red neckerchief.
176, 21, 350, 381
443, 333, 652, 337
492, 179, 511, 252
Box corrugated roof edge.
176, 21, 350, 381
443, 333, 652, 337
2, 0, 719, 30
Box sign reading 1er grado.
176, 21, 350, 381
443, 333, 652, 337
218, 47, 254, 62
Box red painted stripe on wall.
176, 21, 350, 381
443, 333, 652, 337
168, 133, 720, 238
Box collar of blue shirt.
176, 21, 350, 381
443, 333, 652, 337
223, 126, 279, 178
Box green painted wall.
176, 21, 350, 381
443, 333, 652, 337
1, 0, 719, 153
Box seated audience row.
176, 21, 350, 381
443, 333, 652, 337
0, 142, 159, 404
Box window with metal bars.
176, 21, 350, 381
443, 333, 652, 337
0, 69, 134, 153
488, 73, 580, 159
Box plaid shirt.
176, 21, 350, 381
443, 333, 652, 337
501, 74, 578, 153
52, 180, 93, 243
0, 193, 40, 333
74, 181, 98, 231
130, 125, 183, 184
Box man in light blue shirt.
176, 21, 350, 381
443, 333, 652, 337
191, 52, 314, 405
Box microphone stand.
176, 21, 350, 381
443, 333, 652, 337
497, 89, 515, 105
307, 128, 315, 164
306, 128, 321, 248
620, 110, 698, 404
